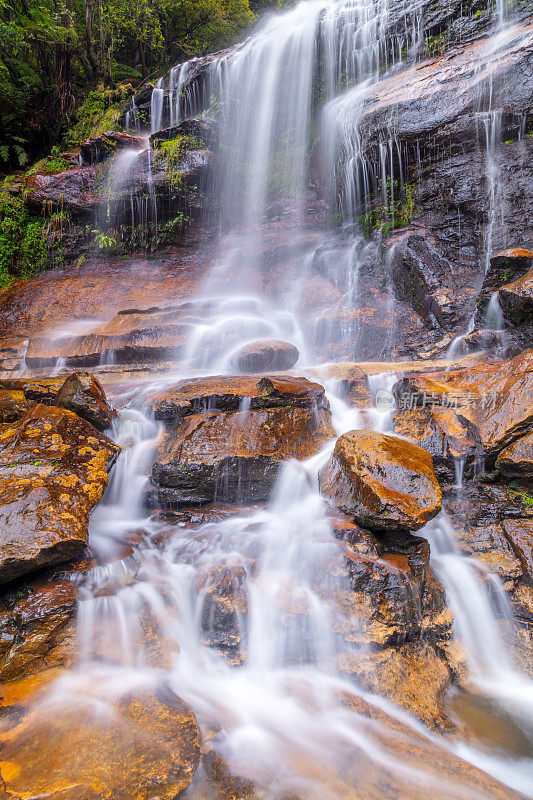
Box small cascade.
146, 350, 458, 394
366, 372, 396, 433
485, 291, 505, 330
125, 94, 139, 131
480, 109, 505, 274
425, 515, 533, 730
169, 61, 197, 126
150, 79, 165, 134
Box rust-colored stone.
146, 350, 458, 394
0, 685, 200, 800
320, 430, 442, 531
151, 405, 334, 506
0, 404, 120, 584
497, 431, 533, 477
392, 350, 533, 460
55, 371, 115, 431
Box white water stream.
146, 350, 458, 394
18, 1, 533, 797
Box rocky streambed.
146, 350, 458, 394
0, 307, 531, 798
1, 0, 533, 796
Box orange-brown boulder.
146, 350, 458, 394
0, 577, 77, 681
151, 405, 334, 506
0, 404, 120, 584
392, 350, 533, 461
230, 339, 299, 373
320, 430, 442, 531
0, 685, 200, 800
55, 371, 115, 431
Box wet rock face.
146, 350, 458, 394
230, 339, 299, 373
0, 684, 201, 800
150, 374, 327, 422
0, 574, 77, 681
393, 406, 482, 482
497, 432, 533, 478
151, 404, 334, 507
347, 21, 533, 345
0, 404, 120, 585
80, 131, 145, 165
55, 371, 115, 431
498, 268, 533, 332
340, 526, 448, 646
441, 482, 533, 636
196, 563, 248, 656
149, 117, 218, 150
392, 350, 533, 464
320, 430, 442, 532
0, 389, 32, 422
24, 164, 103, 216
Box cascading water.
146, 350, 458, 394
20, 1, 533, 797
150, 78, 165, 135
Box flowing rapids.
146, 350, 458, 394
14, 1, 533, 798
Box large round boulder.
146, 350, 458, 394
320, 430, 442, 532
230, 340, 299, 373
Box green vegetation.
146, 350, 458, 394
0, 0, 260, 172
64, 86, 133, 147
424, 31, 448, 58
359, 177, 418, 239
0, 192, 65, 287
154, 134, 199, 189
509, 487, 533, 507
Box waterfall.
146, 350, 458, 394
28, 1, 533, 797
150, 78, 165, 134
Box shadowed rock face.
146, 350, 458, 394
0, 404, 120, 585
80, 131, 145, 165
498, 268, 533, 330
497, 431, 533, 477
55, 371, 115, 431
0, 685, 201, 800
151, 404, 334, 507
320, 430, 442, 532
